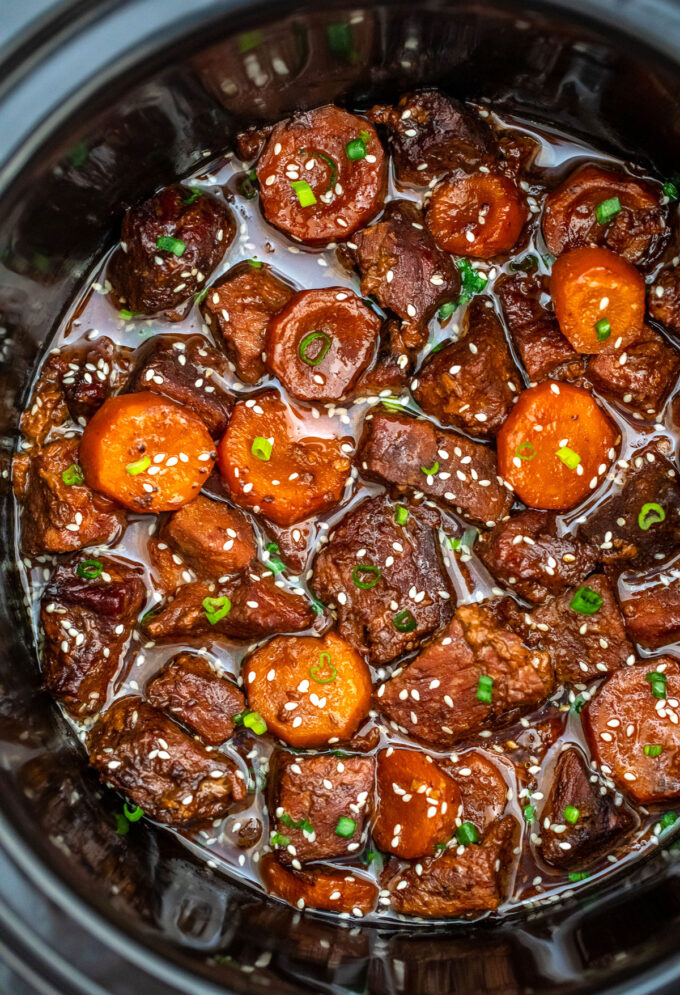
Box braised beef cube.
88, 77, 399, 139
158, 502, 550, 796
496, 271, 585, 383
353, 318, 414, 397
378, 603, 553, 747
413, 297, 519, 438
311, 495, 453, 665
440, 750, 510, 832
128, 335, 233, 436
146, 652, 245, 744
41, 558, 145, 716
268, 752, 374, 865
539, 747, 636, 869
523, 574, 633, 683
357, 410, 513, 526
19, 436, 125, 557
385, 815, 517, 918
620, 574, 680, 649
201, 262, 294, 384
21, 336, 130, 445
341, 200, 460, 349
147, 536, 194, 596
649, 265, 680, 335
586, 326, 680, 418
578, 447, 680, 567
476, 510, 598, 605
367, 89, 495, 184
584, 658, 680, 802
160, 494, 256, 578
108, 185, 235, 315
144, 572, 314, 642
88, 696, 246, 825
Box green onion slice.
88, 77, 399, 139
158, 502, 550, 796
523, 805, 536, 821
156, 235, 186, 256
335, 816, 357, 838
556, 446, 581, 470
438, 301, 457, 321
124, 804, 144, 822
236, 710, 267, 735
570, 586, 603, 615
309, 651, 337, 684
239, 169, 258, 199
202, 595, 231, 624
595, 317, 611, 342
660, 811, 678, 831
119, 309, 139, 321
595, 197, 622, 224
114, 813, 130, 835
646, 671, 668, 699
271, 833, 291, 847
644, 744, 663, 758
76, 559, 103, 580
346, 138, 367, 161
515, 441, 536, 461
394, 505, 409, 526
290, 179, 317, 207
638, 502, 665, 531
251, 436, 273, 461
248, 258, 263, 268
476, 674, 493, 704
569, 871, 590, 882
62, 464, 84, 486
421, 461, 439, 476
352, 564, 381, 589
182, 188, 202, 205
299, 149, 338, 190
280, 812, 314, 833
664, 180, 679, 202
299, 330, 331, 366
564, 805, 580, 824
125, 455, 151, 476
393, 609, 417, 633
456, 821, 479, 846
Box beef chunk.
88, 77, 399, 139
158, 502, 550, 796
261, 854, 377, 916
620, 573, 680, 649
578, 447, 680, 567
264, 521, 314, 574
357, 410, 512, 525
378, 602, 553, 746
586, 326, 679, 418
128, 335, 233, 437
367, 89, 495, 184
522, 573, 633, 683
201, 262, 294, 384
539, 747, 636, 868
584, 658, 680, 802
146, 652, 245, 744
496, 271, 585, 383
144, 572, 314, 642
268, 752, 374, 864
352, 318, 414, 397
40, 558, 145, 716
160, 495, 257, 578
108, 185, 235, 315
311, 495, 453, 665
476, 510, 597, 604
19, 436, 125, 557
88, 696, 246, 825
341, 200, 460, 349
649, 264, 680, 335
440, 750, 510, 832
21, 336, 130, 445
413, 298, 519, 437
147, 536, 194, 595
385, 815, 517, 918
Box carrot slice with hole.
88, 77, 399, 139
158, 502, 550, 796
550, 246, 645, 354
426, 170, 526, 257
497, 380, 619, 511
217, 390, 351, 526
79, 392, 215, 513
372, 748, 462, 859
244, 630, 372, 748
261, 854, 377, 915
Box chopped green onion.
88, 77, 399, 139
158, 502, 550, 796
346, 138, 367, 161
280, 812, 314, 833
365, 849, 384, 870
523, 805, 536, 821
393, 609, 417, 633
380, 396, 410, 413
156, 235, 186, 256
271, 833, 291, 847
202, 595, 231, 624
644, 744, 663, 758
515, 441, 536, 461
394, 505, 409, 526
125, 455, 151, 475
457, 258, 488, 301
265, 554, 286, 575
421, 461, 439, 476
564, 806, 580, 825
266, 542, 279, 554
238, 29, 262, 53
114, 813, 130, 835
61, 464, 84, 486
570, 586, 603, 615
448, 528, 477, 553
194, 287, 209, 305
241, 710, 267, 735
359, 129, 371, 143
456, 822, 479, 846
569, 871, 590, 882
660, 811, 678, 831
646, 671, 668, 699
448, 537, 462, 551
239, 169, 258, 199
596, 197, 622, 224
299, 330, 331, 366
309, 651, 337, 684
664, 180, 679, 202
251, 436, 272, 461
310, 597, 325, 616
68, 142, 89, 168
571, 695, 585, 714
290, 179, 317, 207
433, 842, 448, 852
595, 317, 611, 342
119, 308, 139, 321
335, 816, 357, 838
476, 674, 493, 704
352, 564, 381, 589
638, 502, 666, 531
326, 22, 355, 61
299, 149, 337, 190
124, 804, 144, 822
182, 188, 202, 205
76, 559, 103, 580
438, 301, 457, 321
248, 258, 262, 268
556, 446, 581, 470
509, 254, 539, 273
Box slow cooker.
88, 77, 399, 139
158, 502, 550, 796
1, 0, 680, 991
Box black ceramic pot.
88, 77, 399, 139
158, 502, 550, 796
1, 1, 680, 992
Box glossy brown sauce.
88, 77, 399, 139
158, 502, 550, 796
14, 107, 680, 924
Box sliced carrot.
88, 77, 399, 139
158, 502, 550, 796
217, 390, 351, 526
426, 170, 526, 257
261, 854, 377, 915
244, 630, 372, 747
372, 748, 462, 859
550, 246, 645, 354
497, 380, 619, 510
79, 392, 215, 513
